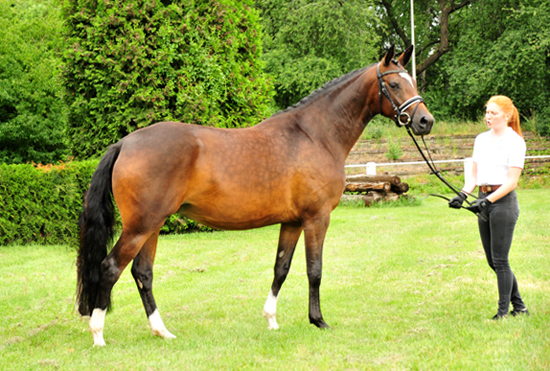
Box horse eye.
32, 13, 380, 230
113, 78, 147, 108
389, 82, 399, 89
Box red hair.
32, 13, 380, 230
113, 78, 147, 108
487, 95, 522, 137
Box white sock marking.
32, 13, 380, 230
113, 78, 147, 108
263, 290, 279, 330
89, 308, 107, 347
148, 309, 176, 339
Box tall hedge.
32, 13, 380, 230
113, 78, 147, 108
62, 0, 274, 159
0, 0, 68, 164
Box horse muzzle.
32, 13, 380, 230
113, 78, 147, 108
410, 106, 434, 136
392, 96, 434, 136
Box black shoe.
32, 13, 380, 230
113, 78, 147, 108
492, 314, 508, 320
510, 308, 530, 317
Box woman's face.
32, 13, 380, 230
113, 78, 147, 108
485, 102, 510, 131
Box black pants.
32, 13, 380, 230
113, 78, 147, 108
478, 190, 526, 315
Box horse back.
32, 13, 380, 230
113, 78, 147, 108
111, 121, 345, 230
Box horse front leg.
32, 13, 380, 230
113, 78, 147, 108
263, 222, 303, 330
303, 214, 330, 329
131, 230, 176, 340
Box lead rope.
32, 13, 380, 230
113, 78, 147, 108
404, 125, 487, 220
376, 62, 481, 217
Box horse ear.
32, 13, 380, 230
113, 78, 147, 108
399, 44, 414, 67
383, 45, 395, 67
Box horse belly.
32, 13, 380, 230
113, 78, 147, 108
177, 187, 294, 230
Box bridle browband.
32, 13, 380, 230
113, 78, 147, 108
376, 62, 483, 219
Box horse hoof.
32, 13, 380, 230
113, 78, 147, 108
267, 320, 279, 330
263, 310, 280, 330
149, 310, 176, 339
152, 328, 177, 339
92, 333, 106, 347
310, 318, 330, 329
163, 331, 177, 339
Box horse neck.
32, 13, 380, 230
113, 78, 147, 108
293, 68, 377, 162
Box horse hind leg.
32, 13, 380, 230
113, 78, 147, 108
88, 229, 155, 346
263, 223, 302, 330
131, 230, 175, 339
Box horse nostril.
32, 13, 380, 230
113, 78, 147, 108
415, 115, 434, 134
420, 116, 429, 125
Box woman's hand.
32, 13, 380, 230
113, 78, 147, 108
449, 192, 468, 209
465, 197, 492, 220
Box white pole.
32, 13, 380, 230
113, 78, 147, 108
410, 0, 416, 80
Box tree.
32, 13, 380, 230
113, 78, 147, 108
422, 0, 550, 123
0, 0, 68, 164
63, 0, 274, 159
377, 0, 472, 78
257, 0, 381, 109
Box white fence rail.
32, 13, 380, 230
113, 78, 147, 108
345, 155, 550, 176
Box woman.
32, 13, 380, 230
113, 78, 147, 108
449, 95, 529, 319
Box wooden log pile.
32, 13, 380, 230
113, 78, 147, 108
342, 174, 410, 206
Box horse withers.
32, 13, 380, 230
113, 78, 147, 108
77, 46, 433, 346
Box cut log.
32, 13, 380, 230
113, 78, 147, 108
345, 181, 391, 193
391, 182, 409, 194
383, 192, 400, 202
346, 174, 401, 185
363, 192, 383, 206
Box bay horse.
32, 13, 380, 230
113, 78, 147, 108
77, 45, 434, 346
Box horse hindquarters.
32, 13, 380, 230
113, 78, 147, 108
77, 138, 178, 346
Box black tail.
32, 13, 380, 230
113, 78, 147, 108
76, 143, 122, 316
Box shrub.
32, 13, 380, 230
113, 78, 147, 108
0, 161, 95, 245
535, 107, 550, 137
62, 0, 274, 159
385, 139, 403, 161
0, 160, 211, 246
0, 0, 68, 164
161, 214, 214, 234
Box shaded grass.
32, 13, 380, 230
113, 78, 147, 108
1, 189, 549, 370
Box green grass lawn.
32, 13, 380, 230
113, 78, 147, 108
1, 189, 549, 370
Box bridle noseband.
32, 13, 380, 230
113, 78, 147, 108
377, 62, 424, 128
376, 62, 484, 219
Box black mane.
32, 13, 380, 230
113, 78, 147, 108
273, 63, 377, 116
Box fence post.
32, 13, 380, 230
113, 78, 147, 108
366, 162, 376, 175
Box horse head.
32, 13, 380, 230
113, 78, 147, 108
376, 45, 434, 136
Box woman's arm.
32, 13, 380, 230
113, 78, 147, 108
462, 162, 478, 196
486, 167, 522, 203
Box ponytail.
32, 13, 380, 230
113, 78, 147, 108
487, 95, 523, 137
508, 105, 522, 137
